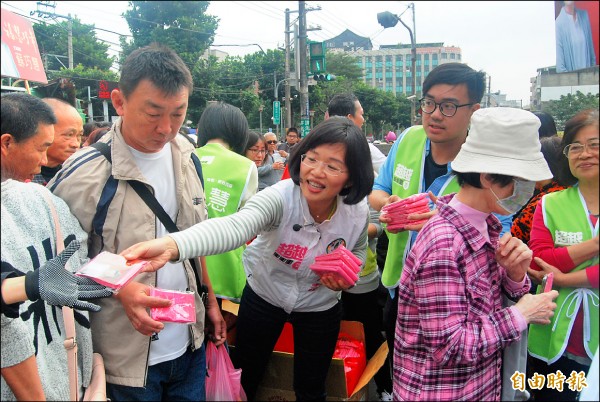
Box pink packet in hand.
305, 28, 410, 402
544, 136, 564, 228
150, 288, 196, 323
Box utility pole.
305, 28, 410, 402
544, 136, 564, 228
32, 2, 73, 69
284, 9, 292, 130
299, 1, 309, 136
487, 75, 492, 108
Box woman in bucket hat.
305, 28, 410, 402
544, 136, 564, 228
392, 107, 559, 401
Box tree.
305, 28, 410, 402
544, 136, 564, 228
33, 18, 114, 71
121, 1, 218, 68
323, 51, 364, 81
543, 91, 599, 131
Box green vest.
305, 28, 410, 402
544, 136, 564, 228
528, 186, 599, 363
196, 143, 255, 301
382, 126, 461, 288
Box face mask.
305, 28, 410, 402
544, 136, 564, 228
489, 179, 536, 215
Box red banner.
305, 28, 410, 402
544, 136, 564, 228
1, 7, 48, 83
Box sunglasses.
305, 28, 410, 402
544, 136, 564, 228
266, 140, 278, 144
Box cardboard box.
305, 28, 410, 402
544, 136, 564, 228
222, 300, 388, 401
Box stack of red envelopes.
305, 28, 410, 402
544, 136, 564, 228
310, 245, 362, 287
382, 193, 431, 231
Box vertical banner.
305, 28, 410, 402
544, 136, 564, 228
1, 8, 48, 83
554, 1, 599, 73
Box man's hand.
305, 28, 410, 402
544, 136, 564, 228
204, 294, 226, 346
272, 161, 285, 171
121, 237, 180, 272
496, 232, 532, 282
379, 192, 438, 233
115, 281, 171, 336
24, 241, 113, 312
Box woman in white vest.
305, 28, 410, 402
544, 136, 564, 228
122, 117, 374, 401
527, 109, 598, 402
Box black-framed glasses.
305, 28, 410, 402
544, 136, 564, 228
266, 140, 278, 145
419, 98, 475, 117
248, 148, 266, 154
300, 154, 347, 176
562, 140, 600, 158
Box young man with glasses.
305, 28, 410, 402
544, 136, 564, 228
369, 62, 516, 378
278, 127, 300, 160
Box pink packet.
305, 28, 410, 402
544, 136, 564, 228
383, 197, 430, 213
150, 288, 196, 323
76, 251, 147, 291
310, 264, 358, 287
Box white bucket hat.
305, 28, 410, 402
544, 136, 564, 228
452, 108, 552, 181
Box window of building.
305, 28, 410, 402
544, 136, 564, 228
450, 53, 456, 60
396, 85, 403, 93
417, 70, 422, 77
457, 53, 461, 61
395, 55, 403, 67
386, 81, 393, 91
375, 71, 383, 79
441, 53, 447, 59
396, 70, 403, 78
406, 85, 413, 93
424, 54, 429, 65
386, 70, 393, 78
366, 71, 373, 79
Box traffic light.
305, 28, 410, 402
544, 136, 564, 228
309, 41, 326, 73
312, 73, 336, 82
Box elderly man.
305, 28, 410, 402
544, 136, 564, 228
1, 93, 56, 182
31, 98, 83, 185
259, 131, 285, 190
48, 43, 225, 401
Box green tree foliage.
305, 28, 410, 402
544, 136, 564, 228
323, 51, 364, 81
33, 17, 114, 71
121, 1, 218, 68
543, 91, 599, 131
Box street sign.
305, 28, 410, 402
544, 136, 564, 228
301, 118, 310, 137
273, 101, 281, 125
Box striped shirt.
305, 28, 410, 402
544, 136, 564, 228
170, 181, 369, 312
393, 194, 529, 401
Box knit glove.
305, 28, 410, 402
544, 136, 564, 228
25, 241, 113, 312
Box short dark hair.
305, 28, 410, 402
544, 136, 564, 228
558, 109, 599, 186
327, 93, 358, 117
86, 127, 110, 146
245, 130, 265, 152
83, 121, 112, 137
1, 93, 57, 142
422, 62, 486, 104
532, 111, 558, 138
119, 43, 193, 98
288, 117, 373, 205
540, 136, 564, 184
455, 172, 513, 188
287, 127, 299, 136
197, 102, 249, 155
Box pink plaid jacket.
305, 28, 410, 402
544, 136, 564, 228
393, 195, 530, 401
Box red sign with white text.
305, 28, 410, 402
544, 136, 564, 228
1, 8, 47, 83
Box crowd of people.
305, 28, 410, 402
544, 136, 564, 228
1, 42, 598, 402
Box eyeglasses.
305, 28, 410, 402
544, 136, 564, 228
562, 140, 599, 158
301, 154, 347, 176
266, 140, 278, 145
248, 148, 266, 154
419, 98, 475, 117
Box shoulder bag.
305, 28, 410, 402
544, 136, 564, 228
40, 189, 107, 401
